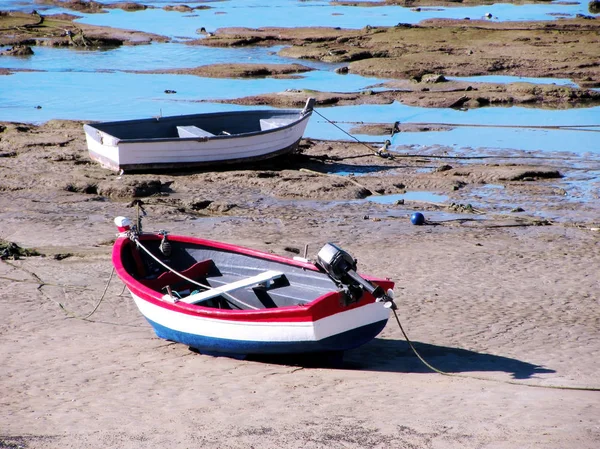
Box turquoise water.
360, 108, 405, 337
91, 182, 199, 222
72, 2, 597, 37
448, 75, 580, 88
0, 70, 388, 122
360, 192, 449, 204
1, 0, 595, 36
0, 43, 333, 72
307, 103, 600, 155
392, 126, 599, 155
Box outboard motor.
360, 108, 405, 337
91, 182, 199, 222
317, 243, 395, 308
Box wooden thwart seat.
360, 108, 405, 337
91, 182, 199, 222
177, 125, 215, 138
180, 270, 284, 305
259, 118, 293, 131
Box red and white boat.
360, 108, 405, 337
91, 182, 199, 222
112, 217, 396, 358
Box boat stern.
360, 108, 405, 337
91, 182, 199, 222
83, 124, 122, 172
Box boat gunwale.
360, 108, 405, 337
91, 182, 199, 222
113, 234, 330, 322
113, 233, 393, 322
84, 108, 312, 143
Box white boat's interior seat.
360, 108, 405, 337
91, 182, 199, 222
181, 270, 284, 305
259, 118, 293, 131
177, 125, 215, 138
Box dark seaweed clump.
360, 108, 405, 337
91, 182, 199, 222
0, 240, 41, 260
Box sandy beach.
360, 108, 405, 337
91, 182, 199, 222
1, 117, 599, 448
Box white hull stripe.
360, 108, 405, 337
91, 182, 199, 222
132, 294, 390, 343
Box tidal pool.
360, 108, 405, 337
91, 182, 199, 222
0, 43, 334, 73
307, 103, 600, 156
358, 192, 449, 205
462, 176, 600, 223
69, 1, 596, 38
448, 75, 580, 88
0, 69, 387, 123
2, 0, 594, 37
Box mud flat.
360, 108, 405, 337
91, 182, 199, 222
0, 9, 168, 50
194, 16, 600, 108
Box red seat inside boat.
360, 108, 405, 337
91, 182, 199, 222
139, 259, 215, 291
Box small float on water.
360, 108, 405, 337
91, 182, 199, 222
112, 215, 396, 358
84, 98, 315, 172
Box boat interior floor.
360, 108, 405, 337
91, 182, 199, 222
137, 259, 312, 310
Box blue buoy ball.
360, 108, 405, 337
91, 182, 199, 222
410, 212, 425, 225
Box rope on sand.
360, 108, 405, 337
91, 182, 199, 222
391, 308, 600, 392
59, 267, 115, 320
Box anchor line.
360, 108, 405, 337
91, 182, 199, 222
316, 120, 600, 132
390, 307, 600, 392
313, 109, 393, 158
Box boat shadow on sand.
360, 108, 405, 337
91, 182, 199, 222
269, 152, 412, 174
161, 152, 405, 176
247, 338, 555, 380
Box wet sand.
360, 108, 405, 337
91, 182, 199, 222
1, 119, 599, 448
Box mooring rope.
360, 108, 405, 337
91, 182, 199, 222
313, 109, 394, 158
390, 308, 600, 392
320, 120, 600, 132
59, 267, 115, 320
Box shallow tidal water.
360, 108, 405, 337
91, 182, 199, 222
310, 103, 600, 156
42, 0, 599, 37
